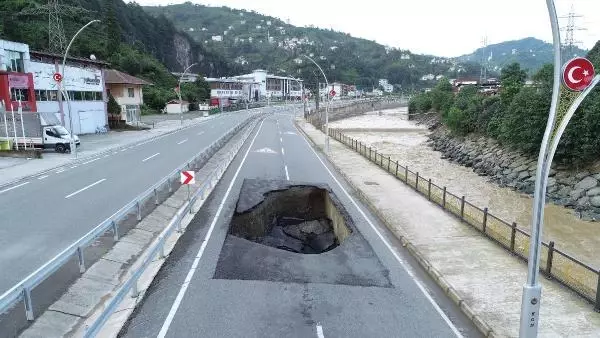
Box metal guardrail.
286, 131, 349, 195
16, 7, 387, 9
325, 127, 600, 312
0, 114, 257, 321
83, 117, 259, 337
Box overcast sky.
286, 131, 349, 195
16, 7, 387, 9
133, 0, 600, 57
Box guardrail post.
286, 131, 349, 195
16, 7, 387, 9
546, 241, 555, 278
595, 272, 600, 312
136, 201, 142, 221
77, 247, 86, 273
428, 179, 432, 200
168, 177, 172, 193
482, 207, 488, 232
460, 196, 465, 220
158, 241, 165, 259
395, 162, 399, 176
24, 288, 34, 320
112, 221, 119, 241
369, 147, 372, 160
510, 222, 517, 251
380, 153, 383, 167
415, 172, 419, 190
387, 157, 391, 172
154, 188, 159, 205
442, 187, 447, 208
405, 166, 408, 183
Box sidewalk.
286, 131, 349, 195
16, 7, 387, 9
296, 119, 600, 337
0, 114, 216, 187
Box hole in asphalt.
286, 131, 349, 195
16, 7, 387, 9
229, 185, 351, 254
214, 179, 391, 287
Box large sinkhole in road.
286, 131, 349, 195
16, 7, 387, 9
214, 179, 392, 287
229, 185, 351, 254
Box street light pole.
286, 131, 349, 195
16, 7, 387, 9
178, 63, 198, 126
519, 1, 600, 336
61, 19, 100, 159
303, 55, 329, 152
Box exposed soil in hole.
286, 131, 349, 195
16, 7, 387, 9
229, 184, 351, 254
258, 217, 337, 254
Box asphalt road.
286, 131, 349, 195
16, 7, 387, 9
119, 108, 482, 338
0, 109, 262, 297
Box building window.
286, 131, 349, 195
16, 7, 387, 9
35, 90, 49, 101
10, 88, 29, 101
6, 50, 24, 73
127, 88, 135, 98
48, 90, 58, 101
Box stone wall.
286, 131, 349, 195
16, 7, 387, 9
308, 99, 407, 129
428, 128, 600, 221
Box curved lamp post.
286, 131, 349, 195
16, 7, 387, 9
519, 1, 600, 336
303, 55, 330, 152
60, 19, 100, 159
178, 63, 198, 126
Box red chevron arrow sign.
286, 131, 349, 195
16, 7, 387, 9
180, 171, 195, 185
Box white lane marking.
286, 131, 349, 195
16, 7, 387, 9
197, 131, 205, 136
113, 152, 119, 155
37, 175, 49, 180
142, 152, 160, 162
65, 178, 106, 199
70, 165, 78, 169
55, 169, 65, 174
120, 148, 127, 152
81, 157, 100, 165
0, 182, 30, 195
296, 125, 464, 338
280, 137, 283, 143
316, 324, 324, 338
285, 165, 290, 180
281, 147, 285, 155
103, 154, 110, 158
177, 139, 188, 145
158, 119, 265, 338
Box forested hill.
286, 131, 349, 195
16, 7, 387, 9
143, 2, 481, 90
0, 0, 237, 78
458, 37, 588, 75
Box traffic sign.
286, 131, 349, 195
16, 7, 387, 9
329, 89, 336, 97
562, 57, 595, 91
53, 72, 63, 83
180, 171, 195, 185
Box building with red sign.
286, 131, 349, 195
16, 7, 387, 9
0, 40, 36, 112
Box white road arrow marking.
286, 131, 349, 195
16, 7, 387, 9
253, 147, 278, 154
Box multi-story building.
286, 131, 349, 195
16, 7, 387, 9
205, 77, 260, 105
29, 50, 109, 134
0, 39, 36, 112
378, 79, 394, 93
234, 69, 303, 100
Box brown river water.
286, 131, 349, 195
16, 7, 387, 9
330, 111, 600, 268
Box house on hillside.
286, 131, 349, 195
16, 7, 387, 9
104, 69, 152, 124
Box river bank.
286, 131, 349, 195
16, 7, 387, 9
329, 109, 600, 268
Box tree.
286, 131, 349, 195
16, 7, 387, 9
103, 0, 122, 55
500, 62, 527, 106
430, 77, 454, 117
107, 93, 121, 116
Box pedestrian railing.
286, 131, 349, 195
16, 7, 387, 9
83, 118, 259, 337
0, 114, 258, 322
325, 126, 600, 312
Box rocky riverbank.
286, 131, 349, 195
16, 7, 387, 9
427, 127, 600, 221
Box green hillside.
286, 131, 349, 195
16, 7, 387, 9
143, 2, 480, 91
458, 37, 588, 75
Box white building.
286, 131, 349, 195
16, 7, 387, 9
205, 77, 260, 103
172, 72, 200, 83
233, 69, 303, 100
378, 79, 394, 93
211, 35, 223, 42
29, 51, 108, 134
